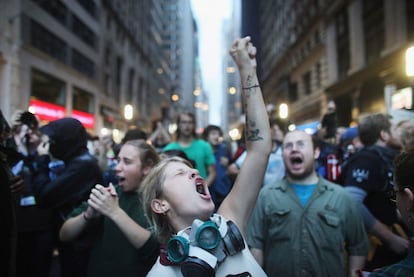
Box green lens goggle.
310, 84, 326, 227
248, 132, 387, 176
167, 220, 221, 263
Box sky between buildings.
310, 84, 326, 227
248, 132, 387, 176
191, 0, 234, 126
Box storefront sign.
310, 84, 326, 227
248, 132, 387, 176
71, 109, 95, 129
29, 99, 66, 121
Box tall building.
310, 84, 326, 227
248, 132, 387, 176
324, 0, 414, 125
164, 0, 198, 120
0, 0, 198, 141
242, 0, 414, 129
224, 1, 242, 137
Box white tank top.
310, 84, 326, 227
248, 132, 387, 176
147, 214, 267, 277
147, 246, 266, 277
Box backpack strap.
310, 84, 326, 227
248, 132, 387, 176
365, 146, 394, 192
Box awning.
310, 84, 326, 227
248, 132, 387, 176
295, 121, 320, 134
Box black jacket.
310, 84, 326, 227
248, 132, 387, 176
32, 118, 102, 222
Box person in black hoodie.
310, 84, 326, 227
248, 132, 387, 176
32, 117, 102, 277
341, 113, 410, 271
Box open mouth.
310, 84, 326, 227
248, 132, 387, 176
195, 178, 207, 195
291, 156, 303, 164
290, 156, 304, 169
117, 176, 126, 183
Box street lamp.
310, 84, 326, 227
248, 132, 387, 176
405, 46, 414, 77
124, 104, 133, 121
171, 93, 180, 102
279, 103, 289, 119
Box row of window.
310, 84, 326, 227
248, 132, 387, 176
32, 0, 98, 49
30, 68, 122, 131
31, 68, 94, 114
335, 0, 386, 80
30, 19, 95, 78
288, 0, 390, 101
288, 61, 323, 102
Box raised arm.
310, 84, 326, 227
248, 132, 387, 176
147, 122, 171, 145
218, 36, 271, 235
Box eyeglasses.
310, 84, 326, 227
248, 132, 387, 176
282, 140, 309, 151
389, 188, 408, 203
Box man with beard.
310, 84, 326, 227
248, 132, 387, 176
163, 112, 216, 187
247, 130, 369, 277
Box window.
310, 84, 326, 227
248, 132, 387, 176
31, 69, 66, 106
406, 0, 414, 42
315, 62, 322, 88
104, 46, 111, 66
127, 68, 135, 103
30, 20, 68, 64
32, 0, 68, 26
303, 72, 311, 95
71, 49, 95, 78
289, 82, 298, 102
335, 7, 350, 80
363, 0, 384, 64
76, 0, 98, 19
116, 56, 123, 89
104, 73, 111, 96
72, 87, 94, 113
71, 15, 97, 49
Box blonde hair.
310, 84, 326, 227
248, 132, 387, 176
140, 156, 193, 243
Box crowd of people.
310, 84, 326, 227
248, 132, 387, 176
2, 36, 414, 277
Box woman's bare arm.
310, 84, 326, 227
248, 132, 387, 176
218, 37, 271, 235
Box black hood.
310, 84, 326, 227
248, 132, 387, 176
40, 118, 88, 162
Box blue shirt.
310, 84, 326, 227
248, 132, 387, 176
292, 183, 316, 206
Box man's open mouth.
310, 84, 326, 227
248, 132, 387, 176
290, 156, 303, 165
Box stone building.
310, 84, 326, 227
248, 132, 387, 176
0, 0, 198, 140
242, 0, 414, 130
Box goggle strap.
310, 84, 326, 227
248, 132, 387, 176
188, 246, 218, 269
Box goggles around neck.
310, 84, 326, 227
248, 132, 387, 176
166, 214, 245, 265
